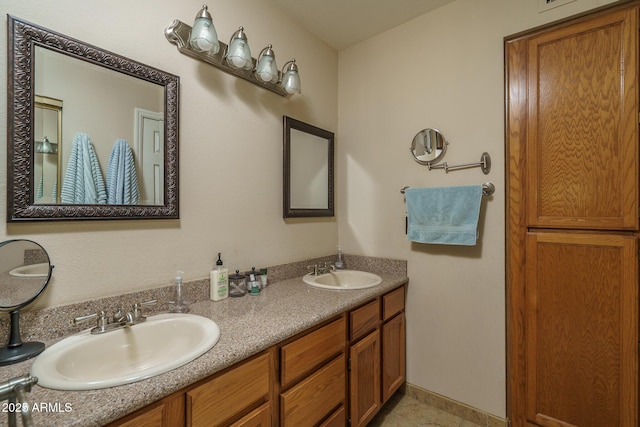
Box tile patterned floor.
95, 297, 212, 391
369, 393, 483, 427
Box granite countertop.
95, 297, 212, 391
2, 273, 408, 426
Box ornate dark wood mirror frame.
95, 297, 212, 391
283, 116, 334, 218
7, 16, 179, 221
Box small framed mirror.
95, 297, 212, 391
283, 116, 334, 218
410, 128, 448, 166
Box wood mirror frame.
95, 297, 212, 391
283, 116, 334, 218
7, 16, 179, 221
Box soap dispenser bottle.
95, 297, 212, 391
335, 247, 344, 269
210, 253, 229, 301
169, 270, 189, 313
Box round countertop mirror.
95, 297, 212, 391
0, 240, 52, 311
410, 128, 448, 165
0, 239, 53, 365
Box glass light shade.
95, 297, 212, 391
36, 136, 56, 154
189, 5, 219, 53
281, 60, 301, 94
226, 27, 252, 70
255, 45, 278, 83
41, 137, 54, 154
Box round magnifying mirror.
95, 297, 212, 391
410, 128, 448, 165
0, 239, 53, 365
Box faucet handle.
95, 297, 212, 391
73, 310, 108, 327
73, 312, 98, 325
133, 299, 157, 321
307, 264, 319, 275
74, 311, 110, 334
113, 307, 125, 322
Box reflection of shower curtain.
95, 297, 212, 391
60, 133, 107, 204
107, 139, 139, 205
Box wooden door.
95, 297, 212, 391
524, 7, 638, 230
349, 330, 381, 427
506, 4, 640, 427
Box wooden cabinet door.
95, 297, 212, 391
382, 312, 405, 403
349, 330, 381, 427
525, 7, 638, 230
525, 232, 637, 426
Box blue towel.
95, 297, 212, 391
106, 139, 140, 205
405, 185, 483, 246
36, 176, 43, 200
60, 133, 107, 204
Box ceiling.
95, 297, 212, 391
271, 0, 457, 50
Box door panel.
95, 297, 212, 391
525, 232, 637, 426
525, 8, 638, 230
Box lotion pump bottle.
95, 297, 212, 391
210, 253, 229, 301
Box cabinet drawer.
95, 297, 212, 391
229, 402, 271, 427
280, 317, 345, 389
116, 405, 163, 427
187, 352, 271, 427
319, 404, 345, 427
350, 299, 380, 341
108, 392, 185, 427
280, 355, 346, 427
383, 286, 405, 321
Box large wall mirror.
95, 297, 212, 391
7, 16, 179, 221
283, 116, 334, 218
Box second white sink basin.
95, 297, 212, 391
31, 313, 220, 390
303, 270, 382, 290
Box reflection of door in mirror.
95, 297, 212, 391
34, 96, 62, 204
134, 109, 165, 205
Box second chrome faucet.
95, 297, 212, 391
306, 262, 336, 276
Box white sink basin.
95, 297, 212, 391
303, 270, 382, 290
9, 262, 49, 277
31, 313, 220, 390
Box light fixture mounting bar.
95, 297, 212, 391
164, 19, 288, 97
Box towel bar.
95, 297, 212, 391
401, 182, 495, 196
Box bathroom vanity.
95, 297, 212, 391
109, 284, 406, 427
0, 258, 407, 427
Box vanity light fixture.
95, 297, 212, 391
255, 45, 278, 84
189, 5, 219, 53
165, 4, 302, 97
280, 59, 301, 94
35, 136, 57, 154
225, 26, 252, 70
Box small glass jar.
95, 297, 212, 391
229, 270, 246, 297
247, 273, 261, 295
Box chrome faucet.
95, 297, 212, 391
307, 262, 336, 275
74, 300, 157, 335
0, 374, 37, 427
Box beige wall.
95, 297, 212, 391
0, 0, 338, 307
337, 0, 618, 418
